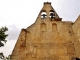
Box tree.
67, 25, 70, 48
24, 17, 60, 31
6, 55, 11, 60
0, 27, 8, 59
0, 53, 11, 60
0, 52, 4, 59
0, 27, 8, 47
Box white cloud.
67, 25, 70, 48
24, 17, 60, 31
6, 25, 20, 40
56, 0, 80, 21
0, 40, 17, 57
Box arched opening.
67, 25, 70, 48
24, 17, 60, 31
41, 23, 46, 31
41, 11, 47, 18
49, 10, 55, 18
52, 23, 57, 31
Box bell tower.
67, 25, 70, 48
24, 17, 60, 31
37, 2, 62, 21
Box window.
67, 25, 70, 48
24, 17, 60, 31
49, 10, 55, 18
41, 12, 47, 18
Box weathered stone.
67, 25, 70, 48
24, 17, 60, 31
11, 2, 80, 60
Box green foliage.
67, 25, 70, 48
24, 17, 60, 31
0, 27, 8, 47
0, 52, 4, 59
0, 52, 11, 60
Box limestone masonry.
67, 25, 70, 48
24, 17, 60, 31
11, 2, 80, 60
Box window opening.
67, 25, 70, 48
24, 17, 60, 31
49, 12, 55, 18
41, 12, 47, 18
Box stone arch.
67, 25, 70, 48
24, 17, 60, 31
52, 23, 57, 31
41, 10, 47, 18
49, 10, 55, 18
41, 23, 46, 31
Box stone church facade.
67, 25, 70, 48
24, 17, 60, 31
11, 2, 80, 60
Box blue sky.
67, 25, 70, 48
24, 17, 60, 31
0, 0, 80, 56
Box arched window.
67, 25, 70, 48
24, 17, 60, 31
49, 10, 55, 18
41, 12, 47, 18
52, 23, 57, 31
41, 23, 46, 31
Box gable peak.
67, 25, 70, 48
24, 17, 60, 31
38, 2, 62, 21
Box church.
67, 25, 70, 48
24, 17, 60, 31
11, 2, 80, 60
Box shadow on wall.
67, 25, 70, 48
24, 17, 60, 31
72, 57, 80, 60
76, 58, 80, 60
